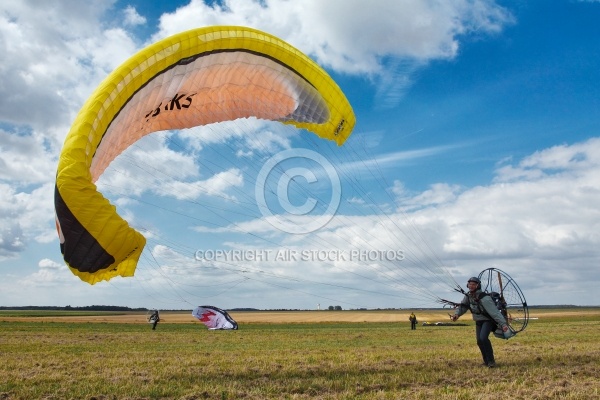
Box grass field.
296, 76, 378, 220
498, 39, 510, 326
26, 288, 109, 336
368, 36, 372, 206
1, 308, 599, 399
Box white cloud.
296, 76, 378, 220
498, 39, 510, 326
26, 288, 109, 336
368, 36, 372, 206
0, 129, 58, 184
38, 258, 63, 269
0, 1, 137, 131
96, 132, 249, 202
382, 138, 600, 305
97, 133, 201, 197
494, 139, 600, 182
178, 119, 295, 154
0, 182, 55, 260
154, 0, 513, 74
123, 6, 147, 26
400, 183, 462, 209
337, 143, 464, 180
5, 257, 73, 292
167, 168, 245, 201
194, 137, 600, 305
0, 1, 142, 262
151, 0, 514, 107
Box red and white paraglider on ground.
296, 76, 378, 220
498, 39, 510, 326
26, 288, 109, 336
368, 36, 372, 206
192, 305, 238, 330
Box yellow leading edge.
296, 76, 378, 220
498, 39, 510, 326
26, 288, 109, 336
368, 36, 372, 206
55, 26, 355, 284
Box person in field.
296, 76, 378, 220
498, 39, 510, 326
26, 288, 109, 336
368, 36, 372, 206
149, 310, 160, 330
409, 312, 418, 330
450, 277, 511, 368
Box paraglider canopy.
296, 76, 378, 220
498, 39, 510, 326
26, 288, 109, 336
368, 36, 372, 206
54, 25, 355, 285
192, 305, 238, 330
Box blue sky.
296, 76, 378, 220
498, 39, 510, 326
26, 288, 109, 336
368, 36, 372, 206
1, 0, 599, 310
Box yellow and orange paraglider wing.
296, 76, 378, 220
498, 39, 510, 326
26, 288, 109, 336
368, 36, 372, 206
55, 26, 355, 284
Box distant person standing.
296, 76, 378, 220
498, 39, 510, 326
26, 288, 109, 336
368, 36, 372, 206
409, 312, 418, 330
149, 310, 160, 330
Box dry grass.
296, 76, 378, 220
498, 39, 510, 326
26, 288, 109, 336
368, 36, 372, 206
5, 307, 596, 324
1, 309, 429, 324
0, 308, 598, 399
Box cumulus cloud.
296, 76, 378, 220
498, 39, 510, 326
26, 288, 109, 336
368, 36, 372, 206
0, 1, 139, 131
0, 1, 143, 262
167, 169, 245, 201
494, 139, 600, 182
38, 258, 64, 269
200, 137, 600, 305
123, 5, 146, 26
0, 182, 55, 260
154, 0, 513, 73
396, 139, 600, 262
151, 0, 514, 106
